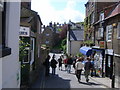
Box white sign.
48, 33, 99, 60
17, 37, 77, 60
19, 26, 30, 37
105, 49, 113, 55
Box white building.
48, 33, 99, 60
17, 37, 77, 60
67, 21, 84, 56
0, 2, 21, 88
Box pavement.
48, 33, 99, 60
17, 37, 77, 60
32, 66, 115, 88
31, 53, 119, 89
90, 76, 119, 88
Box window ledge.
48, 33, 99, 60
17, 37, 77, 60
0, 47, 11, 58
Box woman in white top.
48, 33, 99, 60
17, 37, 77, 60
75, 57, 84, 82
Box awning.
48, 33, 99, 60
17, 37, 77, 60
80, 46, 92, 56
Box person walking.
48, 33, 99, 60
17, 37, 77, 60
50, 55, 58, 75
43, 55, 51, 76
75, 58, 84, 82
58, 56, 63, 70
84, 57, 92, 82
67, 56, 73, 73
63, 58, 68, 71
73, 56, 77, 69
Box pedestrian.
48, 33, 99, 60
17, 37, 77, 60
75, 57, 84, 82
84, 57, 92, 82
50, 55, 58, 75
67, 56, 73, 73
90, 58, 96, 77
63, 58, 68, 71
43, 55, 51, 76
58, 56, 63, 70
73, 56, 77, 69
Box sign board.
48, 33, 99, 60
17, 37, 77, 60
105, 49, 113, 55
19, 26, 30, 37
99, 41, 105, 48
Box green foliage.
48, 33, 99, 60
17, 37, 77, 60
52, 38, 67, 53
83, 40, 94, 46
19, 37, 30, 63
76, 53, 83, 57
19, 38, 30, 85
61, 38, 67, 53
57, 28, 62, 32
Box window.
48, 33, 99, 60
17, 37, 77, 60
91, 12, 95, 24
98, 28, 103, 38
46, 34, 50, 36
99, 12, 104, 21
106, 25, 112, 42
117, 22, 120, 39
0, 2, 11, 58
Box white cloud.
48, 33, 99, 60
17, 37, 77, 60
31, 0, 85, 25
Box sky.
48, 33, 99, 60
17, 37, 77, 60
31, 0, 88, 26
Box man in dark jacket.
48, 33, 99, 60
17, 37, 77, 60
84, 57, 92, 82
44, 55, 51, 76
50, 55, 58, 75
67, 57, 73, 73
58, 56, 63, 70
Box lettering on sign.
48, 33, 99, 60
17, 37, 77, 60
19, 26, 30, 37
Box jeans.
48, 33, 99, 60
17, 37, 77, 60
84, 70, 90, 80
76, 69, 82, 80
52, 68, 56, 75
67, 65, 71, 73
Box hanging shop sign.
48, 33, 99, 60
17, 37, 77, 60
19, 26, 30, 37
99, 41, 105, 48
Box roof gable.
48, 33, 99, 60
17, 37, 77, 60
70, 30, 84, 41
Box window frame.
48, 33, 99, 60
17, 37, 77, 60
98, 28, 103, 38
0, 2, 11, 58
99, 12, 104, 21
106, 25, 112, 42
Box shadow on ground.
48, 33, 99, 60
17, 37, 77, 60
78, 81, 102, 86
45, 73, 71, 88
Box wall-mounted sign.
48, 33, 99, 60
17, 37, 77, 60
105, 49, 113, 55
99, 41, 105, 48
19, 26, 30, 37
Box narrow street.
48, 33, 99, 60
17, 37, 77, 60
32, 53, 107, 89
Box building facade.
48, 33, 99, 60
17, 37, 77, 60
0, 2, 21, 88
67, 21, 84, 56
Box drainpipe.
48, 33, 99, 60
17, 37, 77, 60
111, 23, 117, 88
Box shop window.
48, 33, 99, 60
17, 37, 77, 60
117, 22, 120, 39
0, 2, 11, 58
106, 25, 112, 42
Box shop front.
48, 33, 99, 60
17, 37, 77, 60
92, 47, 105, 77
105, 49, 113, 79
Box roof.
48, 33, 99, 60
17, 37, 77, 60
70, 30, 84, 41
105, 2, 120, 19
21, 17, 33, 23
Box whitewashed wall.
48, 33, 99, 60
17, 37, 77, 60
1, 2, 21, 88
71, 41, 82, 56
